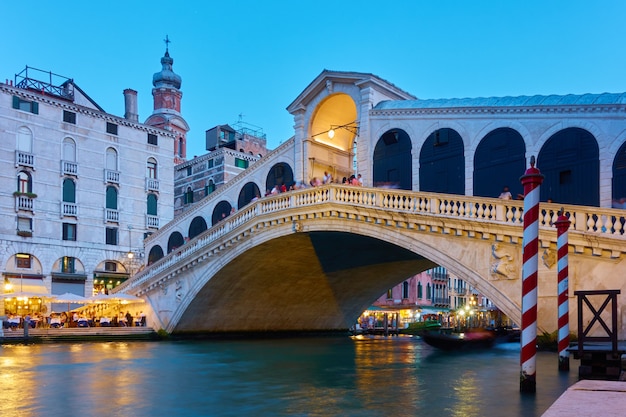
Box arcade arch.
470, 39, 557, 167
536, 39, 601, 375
419, 128, 465, 195
373, 128, 412, 190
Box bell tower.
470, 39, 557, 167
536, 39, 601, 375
145, 35, 189, 164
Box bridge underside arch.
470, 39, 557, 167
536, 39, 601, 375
173, 231, 436, 334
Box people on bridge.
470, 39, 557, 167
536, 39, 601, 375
499, 186, 512, 200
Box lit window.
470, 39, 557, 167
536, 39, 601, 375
16, 253, 32, 269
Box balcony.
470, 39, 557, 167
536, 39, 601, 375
61, 202, 78, 217
104, 169, 120, 184
61, 160, 78, 176
15, 194, 35, 212
16, 150, 34, 168
105, 208, 119, 223
146, 215, 159, 229
146, 177, 159, 192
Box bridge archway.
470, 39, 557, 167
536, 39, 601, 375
266, 162, 294, 193
212, 200, 232, 225
147, 245, 164, 265
419, 128, 465, 194
373, 129, 412, 190
188, 216, 208, 240
238, 182, 261, 209
473, 128, 526, 199
538, 127, 599, 205
167, 231, 184, 253
612, 141, 626, 205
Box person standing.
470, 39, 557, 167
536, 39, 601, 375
499, 186, 512, 200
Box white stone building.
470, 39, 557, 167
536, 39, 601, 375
0, 51, 183, 315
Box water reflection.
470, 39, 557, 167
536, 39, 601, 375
0, 337, 578, 417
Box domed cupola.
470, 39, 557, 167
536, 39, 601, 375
153, 49, 182, 89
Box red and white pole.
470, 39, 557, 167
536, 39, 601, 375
554, 210, 571, 371
520, 155, 543, 393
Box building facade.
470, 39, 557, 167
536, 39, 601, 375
0, 49, 181, 315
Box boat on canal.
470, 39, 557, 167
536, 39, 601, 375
419, 327, 496, 350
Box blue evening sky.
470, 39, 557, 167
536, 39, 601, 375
3, 1, 625, 158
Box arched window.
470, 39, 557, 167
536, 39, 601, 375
185, 187, 194, 204
63, 178, 76, 203
402, 281, 409, 299
17, 126, 33, 152
17, 171, 32, 193
106, 186, 118, 210
205, 179, 215, 196
147, 193, 158, 216
417, 282, 423, 299
106, 147, 118, 170
63, 138, 76, 162
426, 283, 432, 300
147, 157, 157, 179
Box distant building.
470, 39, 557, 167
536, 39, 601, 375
174, 120, 268, 216
0, 45, 182, 313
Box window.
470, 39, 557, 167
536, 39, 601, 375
147, 193, 158, 215
402, 281, 409, 299
208, 159, 214, 168
63, 223, 77, 241
104, 261, 117, 272
106, 122, 118, 135
61, 256, 76, 273
18, 217, 32, 232
235, 158, 249, 169
17, 126, 33, 152
17, 171, 32, 193
177, 137, 184, 157
106, 147, 118, 170
106, 227, 118, 245
186, 166, 192, 176
12, 96, 38, 114
184, 187, 194, 204
417, 282, 423, 299
426, 283, 432, 299
147, 133, 158, 145
147, 158, 157, 179
386, 289, 393, 300
63, 178, 76, 203
63, 110, 76, 124
63, 138, 76, 161
205, 180, 215, 196
106, 186, 118, 209
16, 253, 32, 269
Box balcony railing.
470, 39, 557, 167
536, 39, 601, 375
146, 215, 159, 229
61, 160, 78, 176
146, 178, 159, 192
16, 150, 34, 168
15, 195, 34, 212
61, 202, 78, 217
105, 208, 119, 223
104, 169, 120, 184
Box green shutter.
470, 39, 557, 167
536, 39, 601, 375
12, 96, 19, 109
31, 102, 39, 114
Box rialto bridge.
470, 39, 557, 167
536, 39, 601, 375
116, 183, 626, 337
116, 70, 626, 337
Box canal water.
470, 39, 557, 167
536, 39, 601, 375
1, 335, 578, 417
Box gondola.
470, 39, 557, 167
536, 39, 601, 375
419, 328, 496, 350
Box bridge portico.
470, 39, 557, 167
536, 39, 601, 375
118, 185, 626, 337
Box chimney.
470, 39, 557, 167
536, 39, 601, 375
123, 88, 139, 122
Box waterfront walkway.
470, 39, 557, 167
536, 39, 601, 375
542, 380, 626, 417
0, 327, 158, 343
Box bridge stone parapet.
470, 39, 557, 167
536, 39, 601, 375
116, 185, 626, 336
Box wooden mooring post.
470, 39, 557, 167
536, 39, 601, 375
574, 289, 622, 380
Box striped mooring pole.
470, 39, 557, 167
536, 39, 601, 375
554, 209, 571, 371
520, 156, 544, 393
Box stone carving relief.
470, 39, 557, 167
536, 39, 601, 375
490, 243, 516, 279
542, 249, 557, 269
175, 279, 185, 303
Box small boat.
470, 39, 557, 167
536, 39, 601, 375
419, 328, 496, 350
401, 320, 442, 335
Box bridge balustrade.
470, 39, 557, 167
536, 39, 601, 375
116, 184, 626, 294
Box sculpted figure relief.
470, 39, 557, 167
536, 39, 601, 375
542, 249, 557, 269
490, 243, 516, 279
175, 279, 184, 302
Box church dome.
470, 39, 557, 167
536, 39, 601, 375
153, 50, 182, 89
